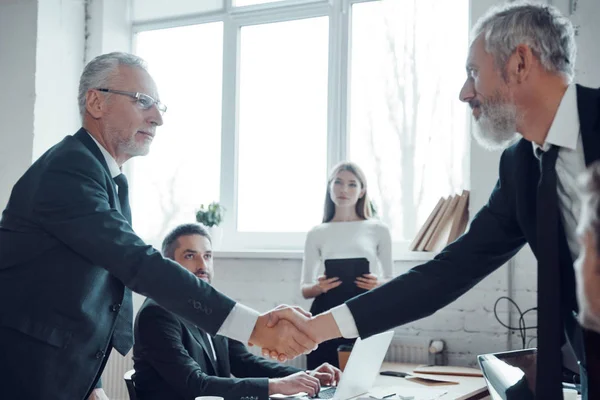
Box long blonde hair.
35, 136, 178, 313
322, 161, 372, 223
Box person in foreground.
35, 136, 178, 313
572, 162, 600, 392
300, 161, 393, 368
575, 162, 600, 334
266, 3, 600, 399
133, 223, 341, 400
0, 52, 314, 400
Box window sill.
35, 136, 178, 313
213, 249, 437, 262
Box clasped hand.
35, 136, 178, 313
249, 304, 325, 362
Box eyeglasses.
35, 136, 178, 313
95, 88, 167, 114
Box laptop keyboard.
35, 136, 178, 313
314, 387, 337, 399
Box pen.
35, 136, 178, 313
369, 393, 396, 399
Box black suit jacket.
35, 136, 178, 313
346, 85, 600, 392
0, 129, 238, 399
133, 298, 301, 400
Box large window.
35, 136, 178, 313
349, 0, 469, 242
237, 18, 329, 232
131, 23, 224, 247
131, 0, 469, 250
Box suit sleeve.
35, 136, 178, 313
228, 339, 301, 379
347, 151, 527, 338
137, 304, 269, 400
33, 150, 236, 336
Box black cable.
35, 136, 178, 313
493, 296, 538, 349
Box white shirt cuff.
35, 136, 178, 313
217, 303, 260, 344
330, 304, 359, 338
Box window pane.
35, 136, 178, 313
132, 0, 223, 22
237, 17, 328, 232
234, 0, 284, 7
131, 23, 223, 247
349, 0, 469, 242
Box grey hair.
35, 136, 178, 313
472, 1, 576, 83
77, 52, 148, 119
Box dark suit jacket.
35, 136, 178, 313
133, 298, 301, 400
0, 129, 238, 399
346, 85, 600, 394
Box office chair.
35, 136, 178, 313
123, 369, 137, 400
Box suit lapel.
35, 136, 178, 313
73, 128, 121, 213
183, 321, 219, 373
576, 85, 600, 166
514, 140, 540, 244
74, 128, 112, 174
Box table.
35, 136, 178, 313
370, 362, 489, 400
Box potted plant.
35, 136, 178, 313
195, 202, 225, 249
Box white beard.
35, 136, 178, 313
472, 92, 521, 151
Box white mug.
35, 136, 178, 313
195, 397, 224, 400
562, 388, 578, 400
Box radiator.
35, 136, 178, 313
101, 349, 134, 400
101, 334, 440, 399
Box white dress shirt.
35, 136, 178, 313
531, 84, 585, 263
87, 132, 259, 344
302, 219, 394, 286
330, 84, 586, 339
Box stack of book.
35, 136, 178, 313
409, 190, 470, 252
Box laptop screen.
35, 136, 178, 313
477, 348, 536, 400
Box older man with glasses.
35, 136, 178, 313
0, 52, 315, 400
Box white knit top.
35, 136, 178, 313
300, 219, 394, 285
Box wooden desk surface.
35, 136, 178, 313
373, 362, 489, 400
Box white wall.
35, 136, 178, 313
0, 0, 38, 209
33, 0, 85, 160
85, 0, 132, 63
0, 0, 85, 210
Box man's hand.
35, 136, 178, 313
308, 362, 342, 386
88, 388, 109, 400
268, 371, 321, 396
249, 305, 317, 362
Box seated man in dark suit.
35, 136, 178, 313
133, 223, 341, 400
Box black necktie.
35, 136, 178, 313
535, 145, 563, 399
111, 173, 134, 355
114, 173, 132, 224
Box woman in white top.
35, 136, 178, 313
300, 161, 393, 369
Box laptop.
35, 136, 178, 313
477, 348, 537, 400
311, 331, 394, 400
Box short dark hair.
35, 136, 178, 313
161, 223, 211, 260
579, 161, 600, 253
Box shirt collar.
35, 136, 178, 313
532, 84, 580, 157
87, 132, 122, 178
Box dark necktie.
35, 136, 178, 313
535, 145, 563, 399
111, 173, 134, 355
113, 173, 132, 224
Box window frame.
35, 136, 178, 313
131, 0, 440, 252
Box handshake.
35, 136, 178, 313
248, 305, 343, 361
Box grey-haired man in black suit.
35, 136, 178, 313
0, 52, 315, 400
